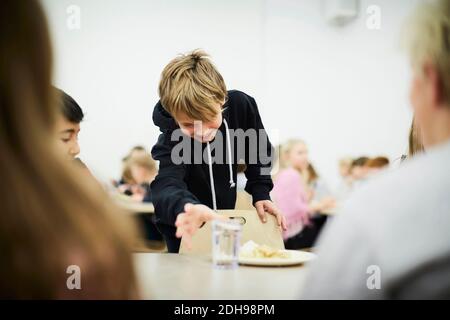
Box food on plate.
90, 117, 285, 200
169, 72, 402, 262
239, 241, 291, 259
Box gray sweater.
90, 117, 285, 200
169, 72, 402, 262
300, 140, 450, 299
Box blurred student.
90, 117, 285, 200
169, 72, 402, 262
128, 153, 158, 202
127, 154, 164, 243
306, 163, 333, 204
335, 157, 354, 200
348, 156, 370, 190
115, 145, 149, 194
365, 156, 390, 176
350, 156, 369, 180
338, 157, 353, 180
272, 140, 334, 249
151, 50, 286, 252
0, 0, 137, 299
301, 0, 450, 299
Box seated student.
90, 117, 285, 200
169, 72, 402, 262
365, 156, 390, 176
349, 156, 370, 190
350, 156, 369, 180
114, 146, 149, 194
127, 154, 164, 243
335, 157, 354, 200
301, 0, 450, 299
54, 88, 86, 167
0, 0, 137, 299
306, 163, 333, 204
150, 50, 286, 252
127, 153, 158, 202
271, 139, 335, 249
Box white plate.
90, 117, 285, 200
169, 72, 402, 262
238, 250, 316, 267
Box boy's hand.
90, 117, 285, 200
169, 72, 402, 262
254, 200, 287, 231
175, 203, 226, 250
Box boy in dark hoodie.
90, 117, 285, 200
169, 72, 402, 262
151, 50, 286, 253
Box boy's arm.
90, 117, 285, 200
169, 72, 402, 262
150, 134, 201, 226
243, 96, 274, 204
242, 95, 286, 230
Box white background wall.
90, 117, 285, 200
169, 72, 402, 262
41, 0, 420, 189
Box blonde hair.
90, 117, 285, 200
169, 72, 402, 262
0, 0, 137, 299
279, 139, 306, 169
339, 157, 353, 167
128, 154, 157, 173
403, 0, 450, 104
158, 49, 227, 122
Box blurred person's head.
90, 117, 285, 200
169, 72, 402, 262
366, 156, 390, 175
54, 88, 84, 160
128, 154, 157, 185
120, 146, 149, 185
281, 139, 309, 172
350, 157, 370, 180
0, 0, 137, 298
128, 145, 147, 159
338, 157, 353, 179
159, 49, 226, 142
405, 0, 450, 148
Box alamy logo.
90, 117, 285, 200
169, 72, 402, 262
366, 5, 381, 30
66, 265, 81, 290
366, 265, 381, 290
170, 121, 277, 176
66, 5, 81, 30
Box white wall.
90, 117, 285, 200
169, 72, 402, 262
41, 0, 420, 189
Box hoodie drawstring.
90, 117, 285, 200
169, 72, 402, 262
206, 142, 218, 212
206, 118, 235, 212
223, 119, 236, 188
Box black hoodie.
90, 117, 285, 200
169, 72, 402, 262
150, 90, 274, 252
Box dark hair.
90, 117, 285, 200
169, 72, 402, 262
366, 157, 390, 168
55, 88, 84, 123
351, 157, 369, 168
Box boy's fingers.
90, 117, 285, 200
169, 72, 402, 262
281, 216, 287, 231
175, 214, 185, 227
255, 202, 267, 223
184, 203, 194, 214
175, 225, 184, 238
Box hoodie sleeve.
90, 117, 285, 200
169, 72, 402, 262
150, 133, 201, 226
242, 95, 274, 204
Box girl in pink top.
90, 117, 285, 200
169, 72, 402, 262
272, 140, 335, 242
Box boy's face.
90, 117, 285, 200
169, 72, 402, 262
175, 104, 223, 143
55, 115, 81, 160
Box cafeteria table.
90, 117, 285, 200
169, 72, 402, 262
134, 253, 310, 299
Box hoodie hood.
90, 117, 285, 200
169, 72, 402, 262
152, 101, 178, 133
